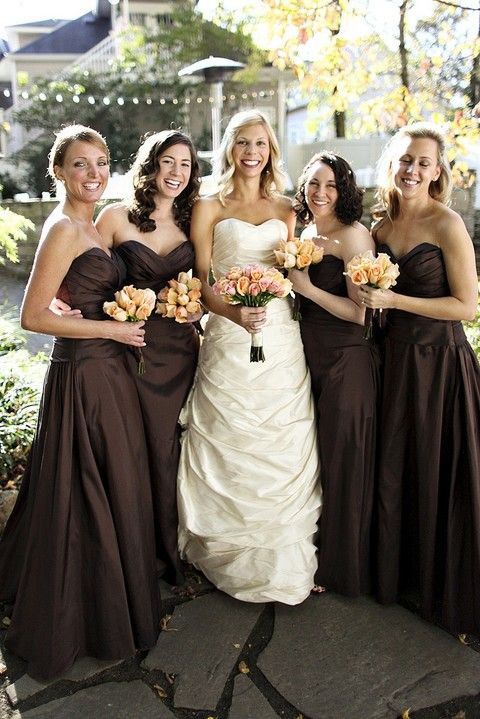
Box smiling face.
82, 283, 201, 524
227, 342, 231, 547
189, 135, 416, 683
304, 161, 338, 220
392, 136, 441, 199
231, 123, 270, 177
154, 142, 192, 199
54, 140, 109, 204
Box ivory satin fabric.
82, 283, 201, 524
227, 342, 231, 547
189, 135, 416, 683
177, 218, 321, 604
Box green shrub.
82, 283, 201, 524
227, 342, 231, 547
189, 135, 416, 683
0, 349, 46, 487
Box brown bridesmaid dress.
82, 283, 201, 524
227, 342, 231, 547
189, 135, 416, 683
376, 242, 480, 636
0, 248, 160, 680
299, 255, 379, 596
116, 240, 199, 585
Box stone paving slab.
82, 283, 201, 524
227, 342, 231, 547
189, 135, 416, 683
21, 680, 174, 718
258, 595, 480, 719
6, 657, 122, 706
142, 591, 263, 710
229, 674, 278, 719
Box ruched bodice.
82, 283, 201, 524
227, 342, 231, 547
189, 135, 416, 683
212, 217, 287, 276
299, 255, 367, 345
117, 240, 195, 312
379, 243, 466, 346
178, 217, 321, 604
53, 247, 127, 362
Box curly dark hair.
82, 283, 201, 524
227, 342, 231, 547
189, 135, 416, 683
294, 152, 364, 226
127, 130, 200, 236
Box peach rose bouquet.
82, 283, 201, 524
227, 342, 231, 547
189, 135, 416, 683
103, 284, 156, 373
212, 263, 292, 362
274, 238, 325, 270
344, 250, 400, 338
156, 272, 203, 323
274, 238, 325, 320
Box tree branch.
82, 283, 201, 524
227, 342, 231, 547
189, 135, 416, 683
433, 0, 480, 11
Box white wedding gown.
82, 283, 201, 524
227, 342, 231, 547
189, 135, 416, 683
177, 218, 321, 604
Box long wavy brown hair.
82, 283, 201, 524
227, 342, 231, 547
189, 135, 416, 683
127, 130, 200, 235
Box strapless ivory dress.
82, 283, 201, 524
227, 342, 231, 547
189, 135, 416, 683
177, 218, 321, 604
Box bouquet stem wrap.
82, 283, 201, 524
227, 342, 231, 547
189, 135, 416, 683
250, 331, 265, 362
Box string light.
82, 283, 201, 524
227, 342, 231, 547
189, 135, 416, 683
19, 88, 278, 106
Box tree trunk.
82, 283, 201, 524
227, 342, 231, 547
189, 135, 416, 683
469, 5, 480, 108
399, 0, 410, 89
334, 111, 346, 137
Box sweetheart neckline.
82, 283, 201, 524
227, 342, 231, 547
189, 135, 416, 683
379, 242, 441, 262
214, 217, 288, 231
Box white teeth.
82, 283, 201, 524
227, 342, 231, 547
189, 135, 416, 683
165, 180, 180, 188
242, 160, 260, 166
84, 183, 100, 189
402, 179, 417, 185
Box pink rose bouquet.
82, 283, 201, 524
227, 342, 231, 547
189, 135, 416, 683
156, 272, 203, 323
103, 284, 156, 373
212, 264, 292, 362
344, 250, 400, 338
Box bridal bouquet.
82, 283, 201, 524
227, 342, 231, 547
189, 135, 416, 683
344, 250, 400, 339
212, 264, 292, 362
274, 238, 325, 320
103, 284, 156, 373
156, 272, 203, 323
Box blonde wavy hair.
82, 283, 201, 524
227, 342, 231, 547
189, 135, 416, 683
213, 110, 285, 205
373, 122, 453, 226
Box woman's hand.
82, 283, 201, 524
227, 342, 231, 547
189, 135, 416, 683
107, 320, 146, 347
289, 268, 312, 298
50, 297, 83, 318
358, 285, 396, 310
230, 305, 267, 334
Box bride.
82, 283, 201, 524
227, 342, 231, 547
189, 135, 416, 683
177, 110, 321, 604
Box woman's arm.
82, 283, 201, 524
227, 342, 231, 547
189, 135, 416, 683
360, 211, 478, 321
290, 224, 373, 325
191, 199, 266, 334
21, 221, 145, 347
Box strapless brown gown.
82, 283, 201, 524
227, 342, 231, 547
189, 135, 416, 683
116, 240, 199, 585
376, 243, 480, 636
0, 248, 159, 680
299, 256, 379, 596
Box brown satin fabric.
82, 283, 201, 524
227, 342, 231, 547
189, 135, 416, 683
0, 248, 160, 680
116, 240, 199, 584
376, 243, 480, 636
300, 256, 380, 596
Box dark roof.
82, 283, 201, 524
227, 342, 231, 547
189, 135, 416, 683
13, 13, 111, 56
7, 19, 65, 29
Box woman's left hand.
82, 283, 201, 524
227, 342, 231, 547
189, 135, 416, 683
358, 285, 396, 310
288, 268, 312, 298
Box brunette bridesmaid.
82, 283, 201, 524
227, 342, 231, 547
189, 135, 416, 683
95, 130, 201, 586
360, 122, 480, 636
0, 125, 159, 680
291, 152, 379, 596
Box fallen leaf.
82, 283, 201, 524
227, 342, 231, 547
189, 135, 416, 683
458, 633, 469, 645
160, 615, 178, 632
452, 712, 466, 719
1, 617, 11, 628
165, 672, 175, 685
238, 660, 250, 674
0, 663, 6, 675
402, 710, 411, 719
295, 715, 304, 719
153, 684, 167, 699
233, 643, 240, 649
